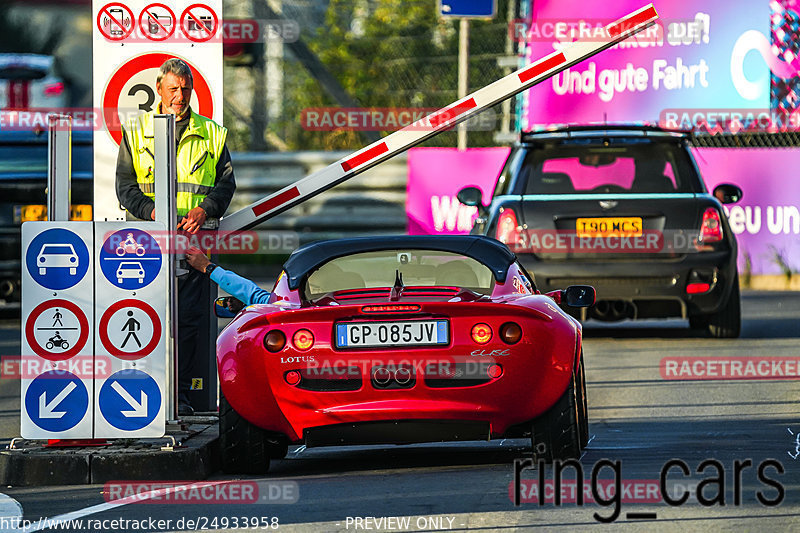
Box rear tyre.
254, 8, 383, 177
707, 275, 741, 339
532, 376, 582, 462
575, 354, 589, 448
219, 389, 287, 474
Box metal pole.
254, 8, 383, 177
153, 114, 178, 422
47, 114, 72, 221
457, 18, 469, 150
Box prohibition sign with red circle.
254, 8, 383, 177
99, 299, 162, 360
97, 2, 135, 42
102, 52, 214, 145
180, 4, 219, 43
138, 3, 176, 42
25, 299, 89, 361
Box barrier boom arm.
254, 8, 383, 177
220, 4, 659, 233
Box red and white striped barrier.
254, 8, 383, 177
220, 4, 659, 232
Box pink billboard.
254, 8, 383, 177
407, 146, 800, 275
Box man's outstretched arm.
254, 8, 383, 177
185, 247, 271, 306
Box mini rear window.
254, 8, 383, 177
521, 142, 700, 194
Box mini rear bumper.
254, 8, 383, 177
522, 250, 737, 316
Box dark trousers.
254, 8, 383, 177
177, 268, 208, 395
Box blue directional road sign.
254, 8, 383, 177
99, 369, 161, 431
99, 229, 163, 290
24, 371, 89, 432
25, 228, 90, 290
440, 0, 496, 18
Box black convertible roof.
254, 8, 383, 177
283, 235, 517, 290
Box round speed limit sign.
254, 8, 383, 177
101, 52, 214, 145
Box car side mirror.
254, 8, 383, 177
712, 184, 743, 204
564, 285, 596, 308
214, 296, 244, 318
457, 186, 488, 216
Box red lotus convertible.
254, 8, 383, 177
216, 235, 594, 473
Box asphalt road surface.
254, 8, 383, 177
0, 291, 798, 532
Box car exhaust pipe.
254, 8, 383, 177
0, 279, 13, 299
394, 367, 413, 385
372, 367, 392, 387
612, 300, 628, 320
593, 300, 612, 320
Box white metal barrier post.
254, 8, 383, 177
220, 4, 659, 233
153, 114, 179, 422
47, 114, 72, 222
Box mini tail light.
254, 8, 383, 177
361, 304, 420, 313
500, 322, 522, 344
263, 330, 286, 352
495, 209, 521, 246
686, 282, 711, 294
44, 82, 64, 97
285, 370, 301, 386
292, 329, 314, 351
487, 364, 503, 379
700, 208, 723, 243
471, 323, 492, 344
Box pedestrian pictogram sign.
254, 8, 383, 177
138, 3, 176, 41
99, 299, 162, 360
24, 371, 90, 433
25, 300, 90, 361
99, 228, 163, 289
98, 369, 162, 431
180, 4, 219, 43
97, 2, 135, 41
25, 228, 90, 290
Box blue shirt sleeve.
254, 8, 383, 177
209, 267, 271, 306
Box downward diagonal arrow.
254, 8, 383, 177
111, 381, 148, 417
39, 382, 77, 419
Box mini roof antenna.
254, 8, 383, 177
604, 112, 607, 126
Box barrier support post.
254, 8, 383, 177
153, 114, 178, 422
47, 114, 72, 221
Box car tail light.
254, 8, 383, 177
686, 282, 711, 294
500, 322, 522, 344
495, 209, 521, 246
486, 364, 503, 379
284, 370, 301, 386
263, 330, 286, 352
471, 323, 492, 344
700, 208, 723, 243
44, 82, 64, 97
292, 329, 314, 351
361, 304, 420, 313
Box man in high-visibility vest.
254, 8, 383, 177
115, 58, 236, 416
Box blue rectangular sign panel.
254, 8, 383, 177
440, 0, 496, 18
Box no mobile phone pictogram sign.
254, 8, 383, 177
97, 2, 135, 41
180, 4, 219, 43
138, 3, 176, 42
101, 52, 214, 145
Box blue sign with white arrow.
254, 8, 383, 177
99, 369, 161, 431
99, 229, 163, 290
440, 0, 496, 18
25, 228, 90, 290
24, 370, 89, 432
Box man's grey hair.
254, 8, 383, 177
157, 58, 194, 86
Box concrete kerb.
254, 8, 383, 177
0, 418, 219, 486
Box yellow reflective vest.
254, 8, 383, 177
125, 110, 228, 217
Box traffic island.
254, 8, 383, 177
0, 416, 219, 486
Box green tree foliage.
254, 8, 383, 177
0, 4, 62, 54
